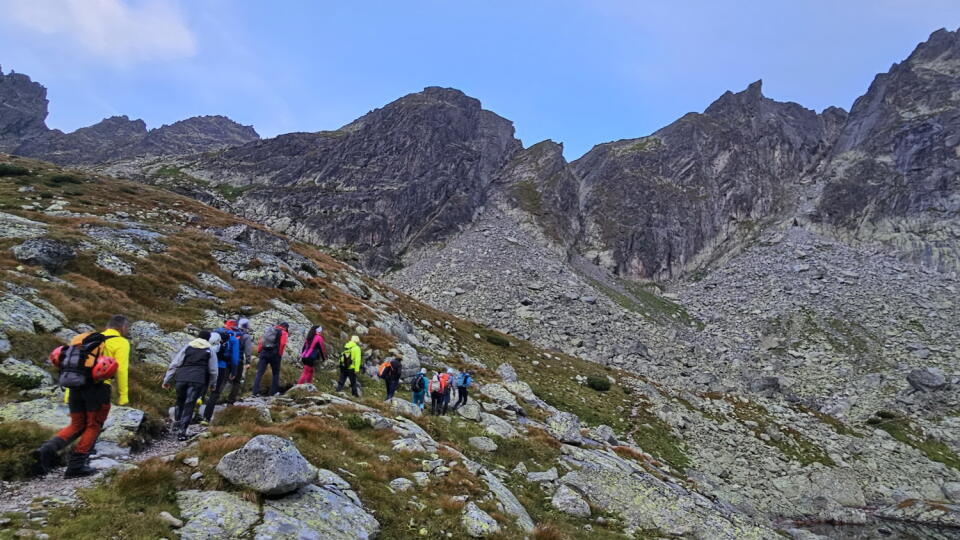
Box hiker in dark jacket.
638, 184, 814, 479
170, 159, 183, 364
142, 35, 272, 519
163, 331, 218, 440
253, 322, 289, 397
452, 369, 473, 411
382, 349, 403, 401
411, 368, 428, 410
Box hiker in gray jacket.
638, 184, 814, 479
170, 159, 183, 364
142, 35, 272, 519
163, 331, 219, 440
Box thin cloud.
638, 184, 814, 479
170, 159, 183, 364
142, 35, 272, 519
1, 0, 196, 64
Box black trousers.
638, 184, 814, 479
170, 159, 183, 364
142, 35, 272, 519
253, 352, 281, 396
385, 379, 400, 400
226, 362, 246, 403
336, 367, 359, 396
453, 386, 469, 409
174, 381, 205, 435
203, 368, 228, 422
430, 391, 443, 415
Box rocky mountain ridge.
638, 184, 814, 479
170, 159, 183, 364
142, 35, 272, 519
0, 66, 258, 165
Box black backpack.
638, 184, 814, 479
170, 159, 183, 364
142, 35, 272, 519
339, 348, 353, 369
412, 374, 425, 393
58, 333, 115, 388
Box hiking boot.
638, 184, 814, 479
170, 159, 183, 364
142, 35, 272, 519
31, 437, 66, 476
63, 452, 96, 479
177, 433, 188, 442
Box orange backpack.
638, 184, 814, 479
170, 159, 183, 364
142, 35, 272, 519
377, 361, 391, 378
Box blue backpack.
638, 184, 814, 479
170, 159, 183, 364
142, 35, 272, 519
456, 372, 472, 388
215, 328, 240, 369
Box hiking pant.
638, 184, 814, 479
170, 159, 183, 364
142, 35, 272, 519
253, 352, 282, 396
226, 363, 246, 404
174, 381, 205, 435
203, 368, 228, 422
297, 365, 315, 385
412, 390, 426, 409
430, 391, 443, 415
336, 367, 359, 397
441, 389, 452, 414
54, 383, 111, 455
385, 379, 400, 400
453, 386, 469, 409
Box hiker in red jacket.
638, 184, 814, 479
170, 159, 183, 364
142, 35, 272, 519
297, 325, 326, 385
253, 322, 288, 396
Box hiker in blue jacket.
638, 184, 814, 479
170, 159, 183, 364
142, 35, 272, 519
451, 369, 473, 411
203, 321, 241, 423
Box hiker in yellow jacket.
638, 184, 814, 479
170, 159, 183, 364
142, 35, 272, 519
335, 336, 362, 397
37, 315, 131, 478
62, 321, 131, 406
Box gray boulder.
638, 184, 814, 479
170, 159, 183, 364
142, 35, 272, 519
480, 412, 520, 438
0, 293, 64, 334
527, 467, 559, 483
907, 367, 948, 392
0, 398, 144, 454
216, 435, 318, 495
479, 383, 520, 408
480, 469, 534, 532
128, 321, 193, 366
943, 482, 960, 503
551, 484, 590, 518
456, 401, 482, 421
462, 502, 501, 537
0, 212, 47, 240
177, 490, 259, 540
468, 436, 498, 452
0, 357, 53, 389
389, 478, 414, 492
11, 238, 76, 273
547, 412, 582, 444
255, 484, 380, 540
496, 363, 518, 382
388, 397, 422, 418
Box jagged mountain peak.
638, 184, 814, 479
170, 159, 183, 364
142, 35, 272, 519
704, 79, 765, 114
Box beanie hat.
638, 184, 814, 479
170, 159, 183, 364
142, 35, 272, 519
351, 335, 360, 343
198, 330, 211, 341
238, 318, 250, 329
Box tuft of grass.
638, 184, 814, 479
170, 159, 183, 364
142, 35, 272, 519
212, 406, 271, 427
485, 333, 511, 348
533, 523, 570, 540
868, 412, 960, 470
585, 376, 611, 392
0, 163, 32, 176
44, 459, 179, 539
345, 413, 370, 430
45, 173, 85, 185
0, 421, 56, 480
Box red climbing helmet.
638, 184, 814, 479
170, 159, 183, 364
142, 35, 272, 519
48, 346, 65, 368
91, 356, 118, 383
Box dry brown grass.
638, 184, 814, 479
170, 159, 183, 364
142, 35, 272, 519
532, 523, 569, 540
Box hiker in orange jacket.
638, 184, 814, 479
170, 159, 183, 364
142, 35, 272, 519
253, 322, 289, 396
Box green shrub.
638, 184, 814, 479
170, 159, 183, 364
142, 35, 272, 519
485, 333, 510, 347
46, 173, 84, 185
586, 376, 611, 392
0, 421, 55, 480
0, 164, 32, 176
876, 410, 898, 419
345, 413, 369, 430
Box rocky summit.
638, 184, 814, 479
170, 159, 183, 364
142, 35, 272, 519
1, 25, 960, 540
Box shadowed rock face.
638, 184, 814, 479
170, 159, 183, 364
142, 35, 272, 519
14, 114, 258, 165
185, 87, 522, 273
0, 67, 48, 152
572, 81, 844, 281
815, 28, 960, 271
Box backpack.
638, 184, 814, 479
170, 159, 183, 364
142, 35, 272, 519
377, 361, 391, 379
216, 328, 238, 364
261, 327, 282, 350
57, 332, 115, 388
412, 374, 425, 393
457, 372, 471, 388
339, 348, 353, 369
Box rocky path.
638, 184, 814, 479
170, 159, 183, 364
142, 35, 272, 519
0, 425, 190, 517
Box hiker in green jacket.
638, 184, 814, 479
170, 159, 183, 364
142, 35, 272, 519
336, 336, 362, 397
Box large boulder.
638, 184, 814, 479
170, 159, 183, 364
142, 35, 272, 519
462, 501, 501, 537
480, 469, 535, 532
456, 401, 482, 421
255, 483, 380, 540
496, 363, 518, 382
479, 383, 520, 408
216, 435, 318, 495
469, 436, 498, 453
479, 412, 520, 438
388, 397, 422, 418
547, 412, 583, 444
0, 293, 64, 334
0, 212, 47, 240
0, 357, 53, 389
551, 484, 590, 518
11, 238, 76, 274
907, 367, 948, 392
176, 490, 260, 540
128, 321, 193, 366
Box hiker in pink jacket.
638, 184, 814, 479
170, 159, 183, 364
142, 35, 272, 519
297, 325, 326, 385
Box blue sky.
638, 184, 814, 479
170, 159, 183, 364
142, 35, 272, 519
1, 0, 957, 159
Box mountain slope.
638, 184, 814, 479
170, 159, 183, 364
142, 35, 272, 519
0, 67, 48, 152
814, 28, 960, 273
125, 87, 523, 273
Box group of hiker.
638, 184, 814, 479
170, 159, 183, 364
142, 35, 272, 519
32, 313, 477, 478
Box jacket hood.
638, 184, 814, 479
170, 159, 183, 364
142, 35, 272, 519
345, 341, 359, 351
189, 338, 211, 349
208, 333, 222, 345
